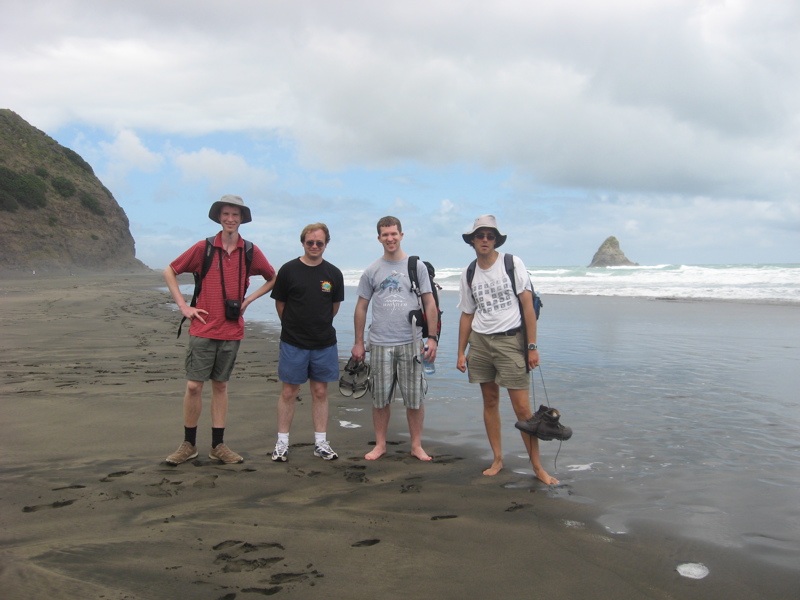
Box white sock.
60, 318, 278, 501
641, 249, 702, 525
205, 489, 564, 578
278, 432, 289, 445
314, 432, 326, 444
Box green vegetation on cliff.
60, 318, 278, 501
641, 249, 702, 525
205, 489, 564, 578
0, 109, 146, 272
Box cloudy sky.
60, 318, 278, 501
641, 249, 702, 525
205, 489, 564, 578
4, 0, 798, 270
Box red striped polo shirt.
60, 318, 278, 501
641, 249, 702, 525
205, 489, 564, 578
170, 233, 275, 340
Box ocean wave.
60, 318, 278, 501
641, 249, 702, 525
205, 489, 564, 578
335, 263, 800, 303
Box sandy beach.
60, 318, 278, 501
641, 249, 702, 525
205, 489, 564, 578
1, 271, 796, 600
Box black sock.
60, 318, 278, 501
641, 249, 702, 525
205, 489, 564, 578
184, 426, 197, 446
211, 427, 225, 448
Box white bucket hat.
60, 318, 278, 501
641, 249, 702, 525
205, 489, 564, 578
462, 214, 507, 248
208, 194, 252, 224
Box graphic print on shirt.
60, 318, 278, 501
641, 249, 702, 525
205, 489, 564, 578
379, 271, 409, 314
320, 280, 332, 293
474, 274, 514, 313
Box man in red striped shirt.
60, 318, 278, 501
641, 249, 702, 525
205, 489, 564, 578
163, 195, 275, 465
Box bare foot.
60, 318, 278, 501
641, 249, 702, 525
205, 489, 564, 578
533, 465, 559, 485
482, 459, 503, 476
411, 448, 432, 462
365, 447, 386, 460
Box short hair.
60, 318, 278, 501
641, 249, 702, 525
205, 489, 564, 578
300, 223, 330, 244
377, 215, 402, 234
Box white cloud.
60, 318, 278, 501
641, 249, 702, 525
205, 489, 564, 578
3, 0, 798, 267
100, 130, 162, 174
172, 148, 276, 195
4, 2, 797, 198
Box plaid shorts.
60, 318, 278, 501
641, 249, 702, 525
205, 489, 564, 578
369, 342, 427, 409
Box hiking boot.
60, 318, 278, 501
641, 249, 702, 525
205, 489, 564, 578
271, 440, 289, 462
313, 440, 339, 461
514, 404, 548, 436
165, 441, 198, 465
515, 405, 573, 441
209, 443, 244, 464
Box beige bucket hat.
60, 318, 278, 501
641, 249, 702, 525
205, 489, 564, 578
462, 214, 507, 248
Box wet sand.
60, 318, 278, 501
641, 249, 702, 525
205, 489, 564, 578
1, 271, 796, 599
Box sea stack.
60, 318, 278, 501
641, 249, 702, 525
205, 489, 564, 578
588, 236, 639, 267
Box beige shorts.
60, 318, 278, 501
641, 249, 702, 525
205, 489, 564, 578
466, 330, 529, 390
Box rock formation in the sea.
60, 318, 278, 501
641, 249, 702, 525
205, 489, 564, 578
0, 109, 147, 272
588, 236, 639, 268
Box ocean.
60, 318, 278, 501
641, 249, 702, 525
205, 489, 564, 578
191, 263, 800, 571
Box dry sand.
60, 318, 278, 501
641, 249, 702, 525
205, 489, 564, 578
1, 271, 796, 600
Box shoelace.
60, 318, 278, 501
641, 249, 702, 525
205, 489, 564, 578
530, 365, 563, 473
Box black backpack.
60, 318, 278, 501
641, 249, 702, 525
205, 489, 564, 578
407, 255, 443, 339
176, 236, 254, 338
466, 253, 542, 320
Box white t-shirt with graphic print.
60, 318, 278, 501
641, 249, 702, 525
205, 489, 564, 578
457, 252, 532, 335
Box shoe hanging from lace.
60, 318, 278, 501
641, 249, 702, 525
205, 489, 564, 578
530, 365, 563, 473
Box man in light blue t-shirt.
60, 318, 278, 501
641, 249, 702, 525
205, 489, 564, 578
351, 216, 439, 461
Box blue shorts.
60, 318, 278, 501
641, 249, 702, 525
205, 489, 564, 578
278, 341, 340, 385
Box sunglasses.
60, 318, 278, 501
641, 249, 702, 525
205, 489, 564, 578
304, 240, 326, 248
473, 232, 496, 241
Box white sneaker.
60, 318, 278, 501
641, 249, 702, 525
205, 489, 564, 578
313, 440, 339, 461
271, 440, 289, 462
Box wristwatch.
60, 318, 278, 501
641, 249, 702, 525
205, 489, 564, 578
527, 343, 538, 350
428, 335, 439, 344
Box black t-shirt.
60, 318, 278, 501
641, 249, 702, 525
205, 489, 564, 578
271, 258, 345, 349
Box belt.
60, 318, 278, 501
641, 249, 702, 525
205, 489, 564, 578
491, 327, 521, 337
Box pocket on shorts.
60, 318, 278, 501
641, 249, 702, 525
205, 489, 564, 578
510, 352, 526, 370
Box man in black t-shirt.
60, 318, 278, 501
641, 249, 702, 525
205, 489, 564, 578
269, 223, 345, 462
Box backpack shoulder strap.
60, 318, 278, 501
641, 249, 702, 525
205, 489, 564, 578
243, 239, 253, 276
177, 237, 218, 338
195, 236, 219, 301
407, 255, 421, 297
504, 253, 517, 296
466, 259, 477, 287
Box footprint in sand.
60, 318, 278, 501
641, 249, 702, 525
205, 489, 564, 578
212, 540, 286, 573
351, 539, 380, 547
400, 483, 421, 493
100, 470, 134, 482
431, 454, 463, 464
269, 570, 322, 584
240, 587, 283, 596
505, 502, 531, 512
193, 474, 219, 488
23, 499, 77, 512
212, 540, 285, 555
288, 467, 322, 478
431, 515, 458, 521
216, 556, 283, 572
344, 465, 368, 483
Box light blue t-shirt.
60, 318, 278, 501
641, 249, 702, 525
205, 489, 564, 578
357, 256, 432, 346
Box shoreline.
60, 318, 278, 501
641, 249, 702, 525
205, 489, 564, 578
1, 271, 797, 599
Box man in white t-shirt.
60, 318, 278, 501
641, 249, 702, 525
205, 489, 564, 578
351, 216, 439, 461
456, 215, 557, 485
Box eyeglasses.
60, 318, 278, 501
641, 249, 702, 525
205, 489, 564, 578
473, 232, 496, 241
304, 240, 326, 248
